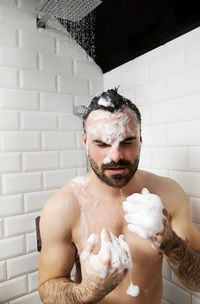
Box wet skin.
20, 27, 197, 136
73, 110, 163, 303
39, 109, 200, 304
72, 170, 164, 304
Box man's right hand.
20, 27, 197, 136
79, 228, 130, 301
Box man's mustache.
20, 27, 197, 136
102, 159, 132, 170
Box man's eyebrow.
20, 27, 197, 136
92, 139, 105, 143
92, 137, 137, 144
123, 136, 137, 141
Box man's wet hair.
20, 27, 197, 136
83, 87, 141, 132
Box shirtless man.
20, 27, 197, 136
39, 88, 200, 304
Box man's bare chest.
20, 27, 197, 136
72, 195, 162, 266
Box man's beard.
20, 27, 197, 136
88, 155, 140, 188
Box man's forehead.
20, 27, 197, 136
86, 108, 137, 126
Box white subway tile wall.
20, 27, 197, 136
0, 0, 103, 302
104, 26, 200, 304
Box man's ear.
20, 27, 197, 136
140, 129, 142, 145
82, 132, 87, 149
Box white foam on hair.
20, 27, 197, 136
98, 96, 114, 108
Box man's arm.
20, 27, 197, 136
39, 277, 104, 304
39, 187, 103, 303
39, 186, 128, 304
123, 181, 200, 292
156, 179, 200, 292
159, 209, 200, 291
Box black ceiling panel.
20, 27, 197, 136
94, 0, 200, 73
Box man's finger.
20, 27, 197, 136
101, 228, 111, 242
80, 233, 98, 260
142, 188, 150, 195
99, 228, 111, 265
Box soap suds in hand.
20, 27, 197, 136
123, 188, 165, 246
81, 228, 139, 297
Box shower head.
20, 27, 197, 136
36, 0, 102, 22
73, 105, 87, 119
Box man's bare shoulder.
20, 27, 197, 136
40, 179, 83, 237
139, 169, 189, 213
43, 183, 77, 212
139, 169, 182, 191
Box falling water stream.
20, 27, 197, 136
36, 1, 98, 58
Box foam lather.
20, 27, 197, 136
81, 228, 139, 297
123, 188, 165, 241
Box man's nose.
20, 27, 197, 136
109, 146, 123, 163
